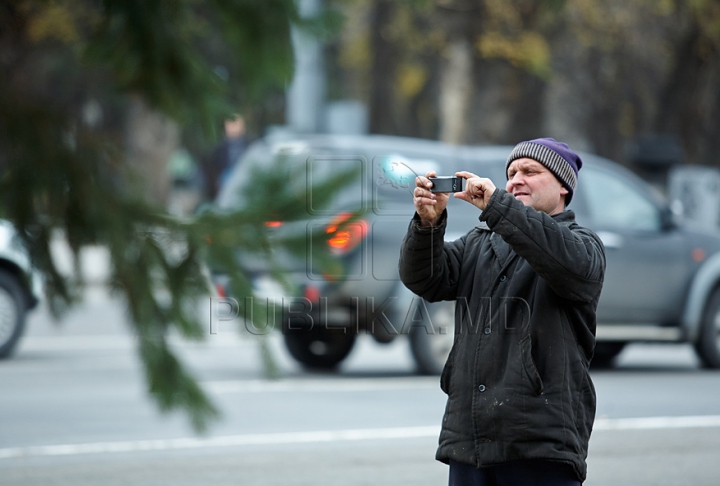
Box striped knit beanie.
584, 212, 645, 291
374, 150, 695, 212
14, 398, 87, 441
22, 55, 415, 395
506, 138, 582, 205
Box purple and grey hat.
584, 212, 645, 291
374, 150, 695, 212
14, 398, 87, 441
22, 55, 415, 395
506, 137, 583, 205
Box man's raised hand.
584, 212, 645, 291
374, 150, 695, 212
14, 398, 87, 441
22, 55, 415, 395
454, 171, 496, 211
414, 170, 449, 226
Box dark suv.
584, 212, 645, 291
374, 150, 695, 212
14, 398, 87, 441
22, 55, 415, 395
215, 132, 720, 373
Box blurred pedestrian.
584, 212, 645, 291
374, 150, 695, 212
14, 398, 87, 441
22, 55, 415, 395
399, 138, 606, 485
204, 113, 248, 200
167, 147, 204, 216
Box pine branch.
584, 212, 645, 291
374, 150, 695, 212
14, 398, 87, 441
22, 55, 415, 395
0, 0, 351, 433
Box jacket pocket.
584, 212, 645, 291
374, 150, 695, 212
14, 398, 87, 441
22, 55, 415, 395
439, 343, 457, 395
519, 335, 544, 396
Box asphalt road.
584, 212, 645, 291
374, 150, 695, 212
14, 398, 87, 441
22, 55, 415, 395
2, 288, 720, 486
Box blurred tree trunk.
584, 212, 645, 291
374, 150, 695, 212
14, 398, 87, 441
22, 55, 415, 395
436, 1, 480, 144
505, 71, 546, 143
368, 0, 397, 135
583, 52, 625, 160
653, 24, 717, 164
125, 96, 179, 207
439, 39, 473, 144
705, 83, 720, 165
654, 28, 703, 135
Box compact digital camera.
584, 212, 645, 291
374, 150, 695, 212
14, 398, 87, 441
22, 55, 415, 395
429, 176, 463, 193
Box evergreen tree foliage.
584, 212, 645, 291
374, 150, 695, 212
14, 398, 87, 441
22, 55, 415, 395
0, 0, 348, 432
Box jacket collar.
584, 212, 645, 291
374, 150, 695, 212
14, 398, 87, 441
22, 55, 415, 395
552, 209, 576, 224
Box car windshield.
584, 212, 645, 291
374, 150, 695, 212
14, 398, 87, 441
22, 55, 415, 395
216, 137, 510, 240
218, 140, 451, 215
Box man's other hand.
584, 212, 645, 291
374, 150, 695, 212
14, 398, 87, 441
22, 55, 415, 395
414, 171, 450, 226
454, 171, 496, 211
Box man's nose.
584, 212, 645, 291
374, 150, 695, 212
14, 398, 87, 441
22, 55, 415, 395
508, 175, 523, 186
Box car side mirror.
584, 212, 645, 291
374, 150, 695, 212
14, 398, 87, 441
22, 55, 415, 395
660, 206, 676, 231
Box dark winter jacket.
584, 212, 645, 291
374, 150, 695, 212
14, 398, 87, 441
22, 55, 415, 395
399, 189, 606, 482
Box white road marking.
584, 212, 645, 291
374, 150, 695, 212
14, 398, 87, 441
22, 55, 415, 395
203, 377, 439, 394
3, 415, 720, 460
19, 333, 253, 352
0, 426, 441, 460
593, 414, 720, 431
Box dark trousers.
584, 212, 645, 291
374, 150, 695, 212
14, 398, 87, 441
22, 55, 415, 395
449, 459, 582, 486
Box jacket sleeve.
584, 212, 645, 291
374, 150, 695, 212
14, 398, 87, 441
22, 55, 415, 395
480, 189, 605, 303
398, 211, 467, 302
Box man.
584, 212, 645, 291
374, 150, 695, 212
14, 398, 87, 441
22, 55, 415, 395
399, 138, 606, 485
204, 114, 248, 200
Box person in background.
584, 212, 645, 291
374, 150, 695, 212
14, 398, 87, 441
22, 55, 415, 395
204, 113, 247, 200
399, 138, 606, 485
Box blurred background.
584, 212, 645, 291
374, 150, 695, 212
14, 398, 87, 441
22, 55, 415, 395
2, 1, 720, 485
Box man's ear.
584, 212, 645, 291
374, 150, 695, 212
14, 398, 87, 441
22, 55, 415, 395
559, 186, 569, 208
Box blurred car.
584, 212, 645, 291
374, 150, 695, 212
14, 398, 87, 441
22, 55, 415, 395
214, 132, 720, 373
0, 220, 40, 358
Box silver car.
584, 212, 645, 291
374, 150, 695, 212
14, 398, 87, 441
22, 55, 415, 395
0, 220, 40, 358
215, 132, 720, 373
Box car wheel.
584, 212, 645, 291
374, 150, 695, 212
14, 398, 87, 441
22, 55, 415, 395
590, 342, 625, 369
0, 270, 27, 359
283, 326, 356, 370
409, 301, 455, 375
695, 288, 720, 369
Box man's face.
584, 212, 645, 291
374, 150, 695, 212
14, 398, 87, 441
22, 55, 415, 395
506, 158, 568, 215
224, 116, 245, 139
